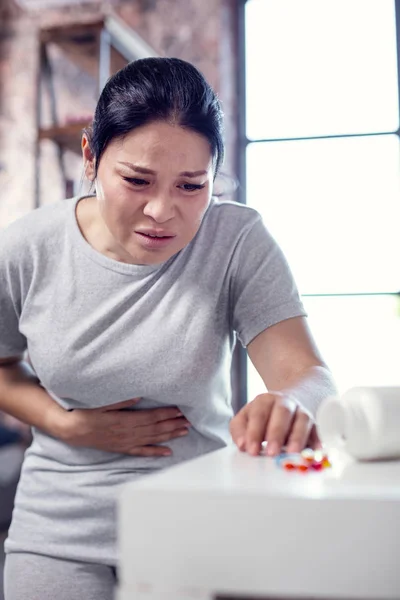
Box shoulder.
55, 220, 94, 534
206, 197, 260, 225
202, 197, 262, 237
0, 198, 75, 263
202, 198, 275, 249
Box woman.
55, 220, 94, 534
0, 58, 336, 599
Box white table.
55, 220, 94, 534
117, 445, 400, 600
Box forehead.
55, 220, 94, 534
109, 121, 213, 168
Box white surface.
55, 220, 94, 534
118, 445, 400, 599
317, 387, 400, 460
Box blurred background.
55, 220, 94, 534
1, 1, 400, 594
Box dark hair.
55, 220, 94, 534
86, 57, 225, 179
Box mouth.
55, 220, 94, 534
135, 231, 176, 249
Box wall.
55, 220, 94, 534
0, 0, 239, 227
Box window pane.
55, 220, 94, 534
247, 295, 400, 400
246, 135, 400, 294
245, 0, 399, 139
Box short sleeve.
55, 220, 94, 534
0, 232, 28, 358
231, 215, 306, 347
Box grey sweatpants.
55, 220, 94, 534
4, 553, 117, 600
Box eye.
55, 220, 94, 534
179, 183, 206, 192
123, 177, 149, 187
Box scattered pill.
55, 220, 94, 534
297, 464, 309, 472
283, 461, 296, 470
275, 449, 332, 473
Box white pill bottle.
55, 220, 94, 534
316, 386, 400, 461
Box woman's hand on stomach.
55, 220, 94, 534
55, 398, 190, 456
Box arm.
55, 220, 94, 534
0, 240, 188, 456
0, 357, 67, 437
230, 316, 337, 456
0, 357, 190, 455
248, 316, 335, 416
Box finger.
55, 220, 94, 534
245, 395, 275, 456
307, 424, 322, 450
139, 428, 190, 446
101, 398, 141, 412
265, 397, 297, 456
129, 445, 172, 457
229, 407, 248, 451
134, 417, 190, 436
286, 409, 313, 453
124, 407, 184, 426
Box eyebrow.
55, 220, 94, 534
118, 162, 207, 178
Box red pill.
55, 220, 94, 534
297, 464, 309, 472
311, 462, 323, 471
283, 462, 296, 471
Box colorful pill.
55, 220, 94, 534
283, 462, 296, 470
311, 462, 323, 471
313, 450, 324, 463
297, 464, 309, 472
301, 449, 315, 463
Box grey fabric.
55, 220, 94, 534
0, 196, 306, 564
4, 553, 116, 600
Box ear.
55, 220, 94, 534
82, 134, 96, 181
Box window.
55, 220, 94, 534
242, 0, 400, 398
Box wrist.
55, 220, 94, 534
271, 366, 337, 418
44, 404, 73, 441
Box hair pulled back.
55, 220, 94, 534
87, 57, 225, 178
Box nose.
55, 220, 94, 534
142, 192, 175, 223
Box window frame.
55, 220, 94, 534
236, 0, 400, 408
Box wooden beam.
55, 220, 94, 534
39, 19, 104, 44
38, 120, 91, 155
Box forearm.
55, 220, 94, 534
275, 365, 338, 418
0, 361, 67, 438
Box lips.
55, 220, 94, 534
136, 229, 175, 239
135, 230, 176, 250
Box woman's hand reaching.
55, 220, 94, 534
229, 392, 320, 457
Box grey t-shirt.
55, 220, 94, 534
0, 196, 305, 564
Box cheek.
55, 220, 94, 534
184, 197, 211, 230
101, 182, 136, 220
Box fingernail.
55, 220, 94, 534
267, 441, 279, 456
250, 443, 260, 455
177, 429, 189, 436
176, 412, 184, 417
162, 449, 172, 455
237, 437, 245, 450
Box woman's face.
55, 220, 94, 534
83, 121, 214, 265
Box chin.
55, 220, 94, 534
130, 247, 175, 266
139, 255, 169, 266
